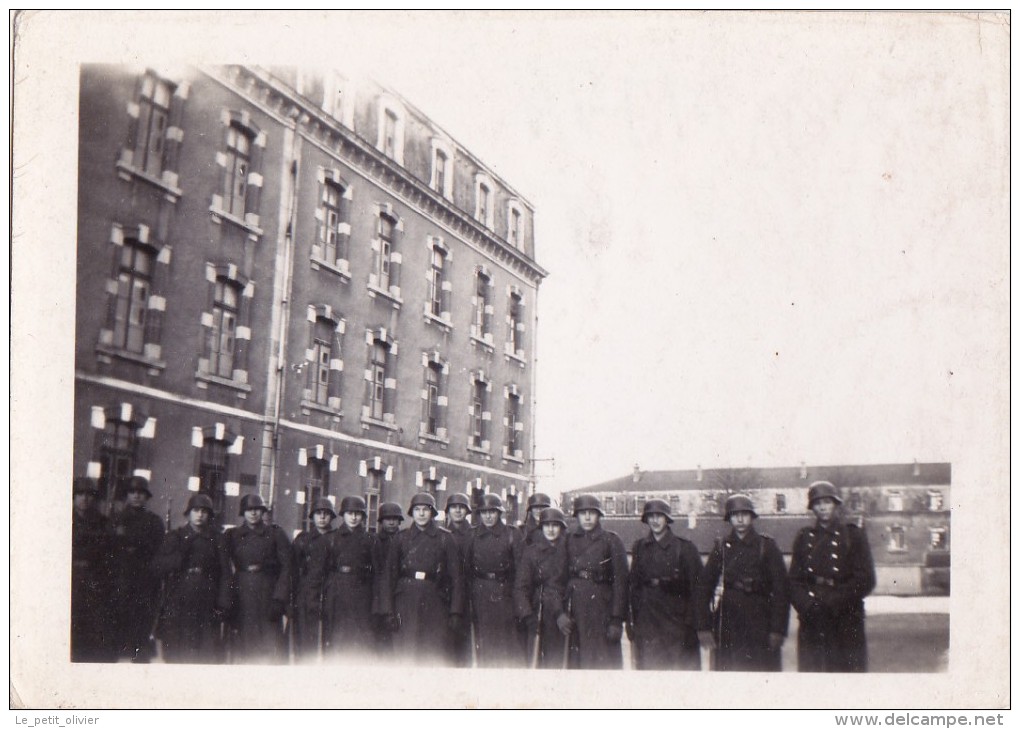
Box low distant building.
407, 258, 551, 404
562, 462, 950, 596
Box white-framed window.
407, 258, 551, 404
224, 123, 253, 218
429, 247, 446, 318
928, 491, 944, 512
313, 171, 351, 275
198, 264, 253, 389
211, 111, 265, 236
471, 267, 494, 346
420, 351, 449, 441
888, 524, 907, 552
303, 457, 330, 532
362, 329, 398, 427
117, 69, 186, 198
475, 173, 495, 228
506, 287, 526, 361
430, 138, 454, 200
369, 341, 388, 421
929, 527, 948, 551
604, 496, 617, 515
424, 237, 452, 328
368, 204, 403, 305
468, 371, 492, 452
188, 424, 243, 527
376, 96, 405, 165
888, 491, 904, 512
359, 456, 394, 532
133, 72, 173, 177
112, 241, 154, 354
503, 384, 524, 461
506, 200, 525, 250
775, 493, 787, 513
87, 403, 157, 514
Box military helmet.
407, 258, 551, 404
572, 494, 605, 518
339, 495, 368, 515
378, 501, 405, 522
239, 493, 268, 516
445, 493, 472, 513
309, 497, 336, 519
539, 507, 568, 528
641, 498, 674, 524
407, 492, 439, 517
125, 475, 153, 498
807, 481, 843, 507
527, 492, 552, 511
723, 494, 758, 520
478, 493, 505, 513
184, 493, 215, 516
73, 477, 100, 495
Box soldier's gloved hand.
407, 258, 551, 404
268, 599, 286, 622
768, 632, 785, 651
556, 613, 574, 636
697, 630, 717, 650
606, 620, 623, 642
625, 621, 635, 642
448, 614, 464, 634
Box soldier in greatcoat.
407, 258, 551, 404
464, 493, 525, 667
443, 492, 474, 666
522, 492, 553, 546
71, 477, 116, 662
225, 493, 292, 663
291, 497, 335, 661
563, 494, 630, 669
379, 492, 465, 665
628, 499, 703, 670
315, 495, 377, 660
109, 476, 165, 663
371, 501, 405, 654
696, 494, 790, 671
153, 493, 232, 664
789, 481, 876, 672
513, 506, 570, 669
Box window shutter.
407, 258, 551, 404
388, 251, 402, 299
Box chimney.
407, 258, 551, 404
632, 464, 641, 483
913, 460, 921, 477
800, 462, 807, 479
696, 465, 702, 482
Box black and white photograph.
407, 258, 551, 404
9, 9, 1010, 714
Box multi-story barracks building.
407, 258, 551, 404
74, 65, 547, 535
563, 462, 950, 596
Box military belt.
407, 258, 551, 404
245, 564, 263, 572
645, 577, 679, 590
473, 568, 510, 582
400, 569, 438, 582
725, 578, 763, 594
812, 576, 836, 587
572, 569, 610, 584
186, 566, 206, 575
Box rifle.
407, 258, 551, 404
707, 537, 726, 671
561, 594, 572, 670
529, 585, 544, 668
148, 496, 173, 662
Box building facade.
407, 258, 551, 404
563, 462, 951, 596
74, 65, 546, 536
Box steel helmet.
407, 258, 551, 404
309, 497, 337, 519
445, 493, 472, 513
539, 507, 568, 528
478, 493, 505, 513
641, 498, 674, 524
339, 495, 368, 515
73, 477, 100, 495
184, 493, 215, 516
807, 481, 843, 508
527, 493, 552, 511
239, 493, 268, 516
572, 494, 605, 518
407, 492, 439, 517
723, 494, 758, 520
378, 502, 405, 522
125, 475, 153, 498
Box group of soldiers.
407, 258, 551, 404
71, 475, 875, 672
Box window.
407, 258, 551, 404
383, 110, 398, 158
311, 324, 332, 407
430, 139, 454, 200
472, 269, 494, 344
888, 525, 907, 552
604, 496, 617, 515
303, 310, 344, 412
424, 238, 452, 327
507, 289, 526, 360
199, 439, 228, 522
435, 151, 448, 194
423, 363, 441, 436
928, 491, 944, 511
364, 465, 388, 532
134, 73, 173, 177
669, 495, 682, 514
321, 182, 343, 265
478, 183, 491, 225
369, 341, 388, 421
429, 247, 446, 318
98, 419, 137, 507
368, 205, 403, 304
362, 329, 398, 428
888, 492, 904, 512
504, 388, 523, 461
376, 97, 405, 165
376, 214, 394, 291
420, 352, 448, 441
303, 458, 330, 532
848, 491, 863, 511
775, 493, 787, 513
507, 201, 525, 250
112, 242, 153, 354
224, 123, 253, 218
470, 379, 488, 450
635, 494, 647, 516
929, 528, 948, 551
209, 279, 239, 379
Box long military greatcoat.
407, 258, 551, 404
110, 504, 165, 661
564, 523, 630, 669
153, 523, 232, 664
464, 520, 525, 667
380, 521, 465, 665
788, 519, 876, 672
696, 527, 790, 671
629, 528, 703, 670
371, 529, 399, 653
445, 518, 474, 666
71, 507, 116, 662
225, 521, 291, 663
513, 532, 569, 668
290, 526, 332, 659
315, 523, 377, 657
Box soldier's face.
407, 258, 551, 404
812, 497, 837, 524
412, 505, 433, 527
313, 511, 333, 531
646, 513, 668, 535
73, 492, 94, 512
578, 509, 600, 531
343, 511, 364, 529
447, 504, 468, 523
529, 506, 546, 524
126, 490, 147, 508
542, 522, 563, 541
244, 508, 265, 526
380, 517, 401, 534
188, 508, 210, 528
479, 509, 499, 527
729, 511, 754, 536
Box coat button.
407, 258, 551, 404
831, 553, 838, 559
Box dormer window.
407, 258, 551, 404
475, 173, 495, 229
376, 96, 405, 165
